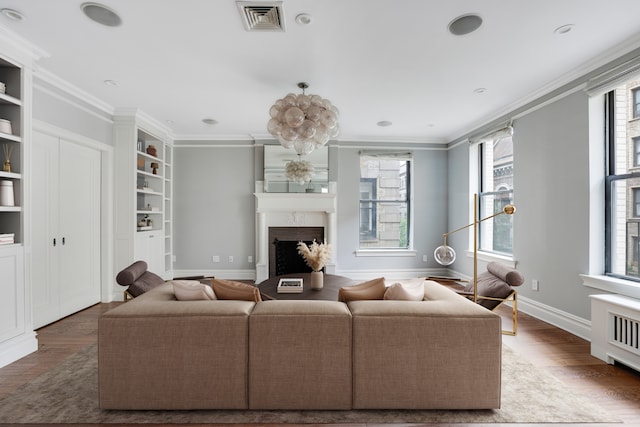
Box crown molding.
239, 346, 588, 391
448, 32, 640, 143
35, 68, 115, 115
0, 24, 49, 63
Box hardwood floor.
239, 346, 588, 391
1, 300, 639, 426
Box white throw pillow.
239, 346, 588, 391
383, 281, 425, 301
172, 280, 217, 301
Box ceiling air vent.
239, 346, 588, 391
237, 1, 285, 32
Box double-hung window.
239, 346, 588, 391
359, 153, 411, 249
605, 80, 640, 280
478, 132, 514, 255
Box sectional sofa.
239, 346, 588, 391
98, 279, 501, 410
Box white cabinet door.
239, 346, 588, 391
32, 132, 101, 328
31, 132, 60, 328
58, 140, 101, 316
0, 245, 24, 342
135, 230, 163, 275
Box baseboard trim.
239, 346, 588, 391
172, 269, 256, 281
515, 295, 592, 341
0, 331, 38, 369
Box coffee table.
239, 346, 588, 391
257, 273, 356, 301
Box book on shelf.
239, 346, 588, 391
0, 233, 15, 245
277, 278, 303, 293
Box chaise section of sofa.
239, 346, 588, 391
248, 300, 353, 410
349, 280, 502, 410
98, 283, 255, 410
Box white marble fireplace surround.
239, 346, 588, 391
254, 182, 337, 283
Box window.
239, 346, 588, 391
478, 133, 514, 255
605, 79, 640, 280
359, 154, 411, 249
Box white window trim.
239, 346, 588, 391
581, 274, 640, 300
465, 249, 517, 268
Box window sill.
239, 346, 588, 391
581, 274, 640, 299
464, 250, 517, 268
355, 249, 416, 257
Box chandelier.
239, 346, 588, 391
267, 82, 339, 156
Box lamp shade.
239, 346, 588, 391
433, 245, 456, 266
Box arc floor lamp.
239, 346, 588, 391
433, 193, 516, 303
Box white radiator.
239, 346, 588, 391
591, 294, 640, 372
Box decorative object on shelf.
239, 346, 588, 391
285, 156, 314, 184
137, 138, 144, 152
150, 162, 159, 174
433, 193, 516, 303
0, 119, 12, 135
0, 81, 5, 94
3, 143, 12, 172
297, 239, 331, 290
267, 82, 339, 156
0, 179, 15, 206
146, 144, 157, 157
0, 232, 14, 245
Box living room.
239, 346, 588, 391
1, 1, 640, 423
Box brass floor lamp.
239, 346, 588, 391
433, 193, 517, 333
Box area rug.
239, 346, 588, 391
0, 343, 619, 424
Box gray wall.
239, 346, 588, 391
173, 144, 256, 271
172, 141, 449, 277
448, 90, 595, 320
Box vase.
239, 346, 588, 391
3, 160, 10, 172
310, 271, 323, 290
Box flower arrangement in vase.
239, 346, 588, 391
297, 239, 331, 290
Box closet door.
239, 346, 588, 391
31, 132, 60, 328
58, 139, 101, 316
31, 132, 101, 328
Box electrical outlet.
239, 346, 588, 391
422, 254, 428, 262
531, 279, 539, 291
228, 256, 234, 263
212, 255, 220, 263
248, 255, 253, 263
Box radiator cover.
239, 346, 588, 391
591, 294, 640, 372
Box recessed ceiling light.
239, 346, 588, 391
377, 120, 393, 127
474, 87, 487, 94
295, 13, 312, 25
103, 79, 118, 86
448, 14, 482, 36
1, 8, 25, 22
553, 24, 575, 35
202, 118, 218, 125
81, 3, 122, 27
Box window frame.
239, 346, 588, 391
477, 134, 515, 258
356, 153, 414, 255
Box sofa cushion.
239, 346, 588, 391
383, 281, 424, 301
172, 280, 217, 301
338, 277, 386, 302
212, 279, 262, 302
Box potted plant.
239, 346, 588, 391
297, 239, 331, 290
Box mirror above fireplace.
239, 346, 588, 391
264, 145, 328, 193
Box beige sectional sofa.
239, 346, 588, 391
98, 280, 501, 410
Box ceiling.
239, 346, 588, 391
0, 0, 639, 143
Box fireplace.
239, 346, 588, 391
270, 227, 324, 277
254, 184, 337, 283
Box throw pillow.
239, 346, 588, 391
383, 281, 424, 301
212, 279, 262, 302
172, 280, 216, 301
338, 277, 386, 302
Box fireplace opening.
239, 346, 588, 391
269, 227, 324, 277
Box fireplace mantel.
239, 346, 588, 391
254, 182, 337, 283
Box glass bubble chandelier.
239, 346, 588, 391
267, 82, 339, 156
